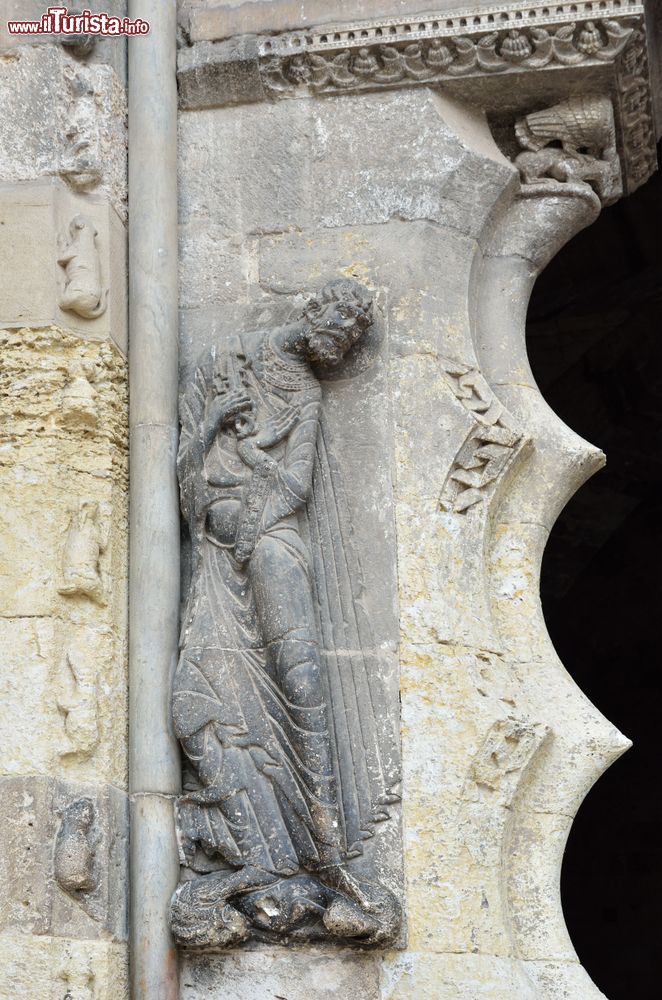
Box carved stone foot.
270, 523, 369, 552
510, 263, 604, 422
320, 866, 401, 944
169, 866, 277, 950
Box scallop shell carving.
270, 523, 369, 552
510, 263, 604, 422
515, 95, 614, 154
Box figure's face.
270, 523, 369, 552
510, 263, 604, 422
305, 298, 363, 366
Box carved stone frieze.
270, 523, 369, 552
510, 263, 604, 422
260, 16, 634, 96
171, 279, 401, 950
439, 360, 525, 514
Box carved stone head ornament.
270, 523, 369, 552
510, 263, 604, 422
301, 277, 373, 366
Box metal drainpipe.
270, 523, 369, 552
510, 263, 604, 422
128, 2, 180, 996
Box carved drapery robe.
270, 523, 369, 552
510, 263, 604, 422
174, 329, 397, 882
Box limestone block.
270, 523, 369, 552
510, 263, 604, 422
180, 948, 380, 999
178, 36, 265, 110
382, 952, 538, 1000
179, 100, 311, 234
0, 181, 127, 352
0, 327, 128, 610
179, 223, 255, 308
0, 46, 126, 216
0, 326, 128, 787
398, 642, 546, 957
0, 777, 128, 941
310, 90, 514, 238
258, 222, 477, 362
0, 933, 128, 1000
0, 618, 127, 785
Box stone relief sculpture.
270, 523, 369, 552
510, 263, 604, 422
515, 94, 621, 203
57, 646, 100, 758
60, 360, 99, 429
58, 500, 106, 605
170, 278, 401, 950
54, 798, 98, 896
58, 215, 108, 320
439, 360, 525, 514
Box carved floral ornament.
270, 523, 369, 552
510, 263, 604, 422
261, 17, 633, 94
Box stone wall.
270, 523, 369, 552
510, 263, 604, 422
0, 20, 129, 1000
175, 63, 633, 999
0, 1, 658, 997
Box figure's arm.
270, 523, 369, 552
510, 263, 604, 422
261, 397, 321, 527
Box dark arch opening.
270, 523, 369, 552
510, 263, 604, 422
526, 159, 662, 999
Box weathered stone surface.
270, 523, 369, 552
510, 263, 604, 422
178, 35, 265, 109
310, 90, 513, 237
180, 948, 380, 999
179, 224, 255, 309
0, 1, 129, 78
0, 327, 128, 787
0, 47, 126, 217
382, 952, 538, 999
179, 99, 311, 235
0, 933, 128, 999
0, 777, 128, 941
0, 181, 127, 352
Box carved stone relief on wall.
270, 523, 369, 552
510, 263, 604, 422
514, 94, 622, 204
171, 279, 401, 950
58, 500, 107, 606
58, 215, 108, 320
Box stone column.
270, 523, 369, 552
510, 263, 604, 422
0, 17, 129, 1000
128, 1, 181, 998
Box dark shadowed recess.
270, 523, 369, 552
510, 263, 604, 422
526, 153, 662, 1000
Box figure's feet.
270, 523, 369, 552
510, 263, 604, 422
320, 866, 401, 944
169, 866, 278, 950
170, 865, 401, 948
170, 880, 250, 949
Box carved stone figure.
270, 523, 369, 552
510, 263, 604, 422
514, 94, 620, 202
54, 798, 98, 895
57, 646, 100, 758
60, 360, 99, 428
58, 215, 108, 319
58, 500, 106, 605
171, 279, 401, 949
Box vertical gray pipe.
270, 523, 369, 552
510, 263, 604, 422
128, 2, 180, 997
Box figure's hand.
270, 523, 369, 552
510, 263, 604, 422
206, 389, 252, 436
254, 405, 300, 449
